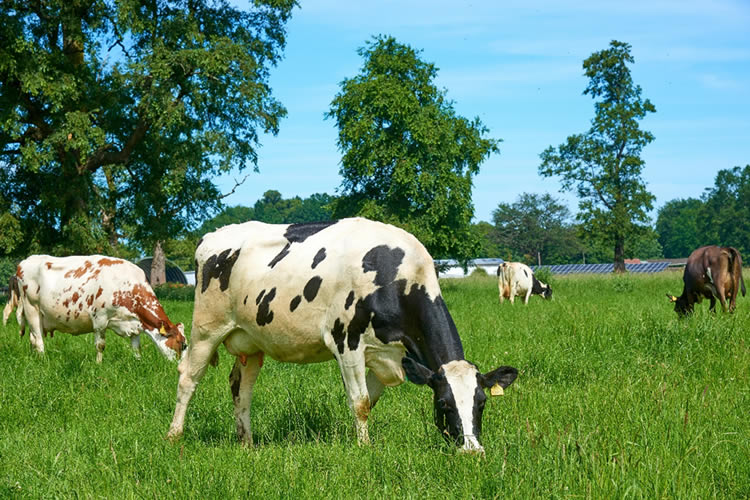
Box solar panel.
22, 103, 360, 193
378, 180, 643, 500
532, 261, 670, 275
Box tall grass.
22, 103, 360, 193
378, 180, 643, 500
0, 272, 747, 498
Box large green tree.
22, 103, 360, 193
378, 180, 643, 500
539, 40, 656, 272
0, 0, 295, 280
326, 35, 500, 260
655, 198, 703, 258
491, 193, 580, 265
699, 165, 750, 256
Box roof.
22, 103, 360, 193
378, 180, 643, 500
136, 258, 188, 285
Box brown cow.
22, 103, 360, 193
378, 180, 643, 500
3, 255, 187, 362
667, 246, 746, 315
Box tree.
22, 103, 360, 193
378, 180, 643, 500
656, 198, 703, 258
0, 0, 295, 279
539, 40, 656, 272
326, 35, 500, 260
491, 193, 580, 265
699, 165, 750, 255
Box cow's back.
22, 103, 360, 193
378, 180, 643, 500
194, 218, 440, 363
19, 255, 148, 334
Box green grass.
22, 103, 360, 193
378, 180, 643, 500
1, 272, 748, 498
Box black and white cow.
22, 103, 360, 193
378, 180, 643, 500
167, 218, 517, 453
497, 262, 552, 305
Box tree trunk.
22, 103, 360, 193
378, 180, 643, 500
151, 240, 167, 286
613, 233, 626, 273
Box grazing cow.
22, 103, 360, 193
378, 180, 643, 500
667, 245, 746, 315
497, 262, 552, 305
2, 255, 186, 362
167, 218, 517, 453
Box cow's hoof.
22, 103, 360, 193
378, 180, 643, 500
165, 430, 183, 443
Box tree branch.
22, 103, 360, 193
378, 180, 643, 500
219, 174, 249, 199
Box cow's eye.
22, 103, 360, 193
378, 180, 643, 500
438, 399, 452, 412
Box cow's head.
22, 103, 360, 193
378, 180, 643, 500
666, 293, 692, 316
403, 357, 517, 454
532, 276, 553, 300
147, 322, 187, 360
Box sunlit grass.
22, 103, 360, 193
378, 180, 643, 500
0, 272, 748, 497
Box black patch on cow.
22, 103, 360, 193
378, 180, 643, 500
312, 248, 327, 269
331, 318, 346, 354
285, 221, 338, 243
268, 243, 291, 269
523, 268, 529, 278
362, 245, 405, 286
256, 287, 276, 326
244, 295, 248, 305
345, 291, 355, 310
267, 221, 338, 269
201, 248, 241, 293
196, 237, 204, 251
290, 295, 302, 312
303, 276, 322, 302
256, 289, 266, 305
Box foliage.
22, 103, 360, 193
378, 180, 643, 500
195, 205, 255, 237
539, 40, 656, 272
0, 256, 18, 292
1, 274, 748, 497
327, 35, 500, 260
532, 266, 553, 286
578, 223, 662, 263
698, 165, 750, 256
153, 283, 195, 301
656, 198, 703, 258
492, 193, 580, 265
0, 0, 296, 258
471, 221, 503, 259
252, 190, 333, 224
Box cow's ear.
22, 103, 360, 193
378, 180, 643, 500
480, 366, 518, 390
402, 356, 434, 386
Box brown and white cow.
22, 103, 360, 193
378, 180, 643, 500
497, 262, 552, 305
167, 218, 517, 453
2, 255, 186, 362
667, 245, 746, 315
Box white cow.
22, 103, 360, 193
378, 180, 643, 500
497, 262, 552, 305
3, 255, 186, 362
167, 218, 517, 453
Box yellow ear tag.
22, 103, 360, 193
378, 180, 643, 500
159, 325, 167, 335
490, 383, 504, 396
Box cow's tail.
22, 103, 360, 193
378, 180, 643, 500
728, 247, 746, 297
3, 275, 20, 326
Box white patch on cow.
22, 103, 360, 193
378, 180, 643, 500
441, 360, 483, 453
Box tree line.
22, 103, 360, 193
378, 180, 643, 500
1, 1, 746, 286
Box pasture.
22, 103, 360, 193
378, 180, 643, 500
1, 272, 748, 498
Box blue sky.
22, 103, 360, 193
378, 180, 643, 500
219, 0, 750, 223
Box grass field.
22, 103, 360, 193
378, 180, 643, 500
1, 271, 748, 498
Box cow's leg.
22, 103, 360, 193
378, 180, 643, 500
336, 349, 371, 444
167, 335, 223, 441
708, 293, 717, 312
131, 334, 142, 360
498, 282, 504, 304
509, 285, 516, 305
94, 330, 106, 363
229, 353, 263, 445
715, 283, 728, 312
523, 288, 532, 305
366, 370, 386, 409
23, 304, 45, 354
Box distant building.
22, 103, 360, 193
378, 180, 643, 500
435, 258, 504, 278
